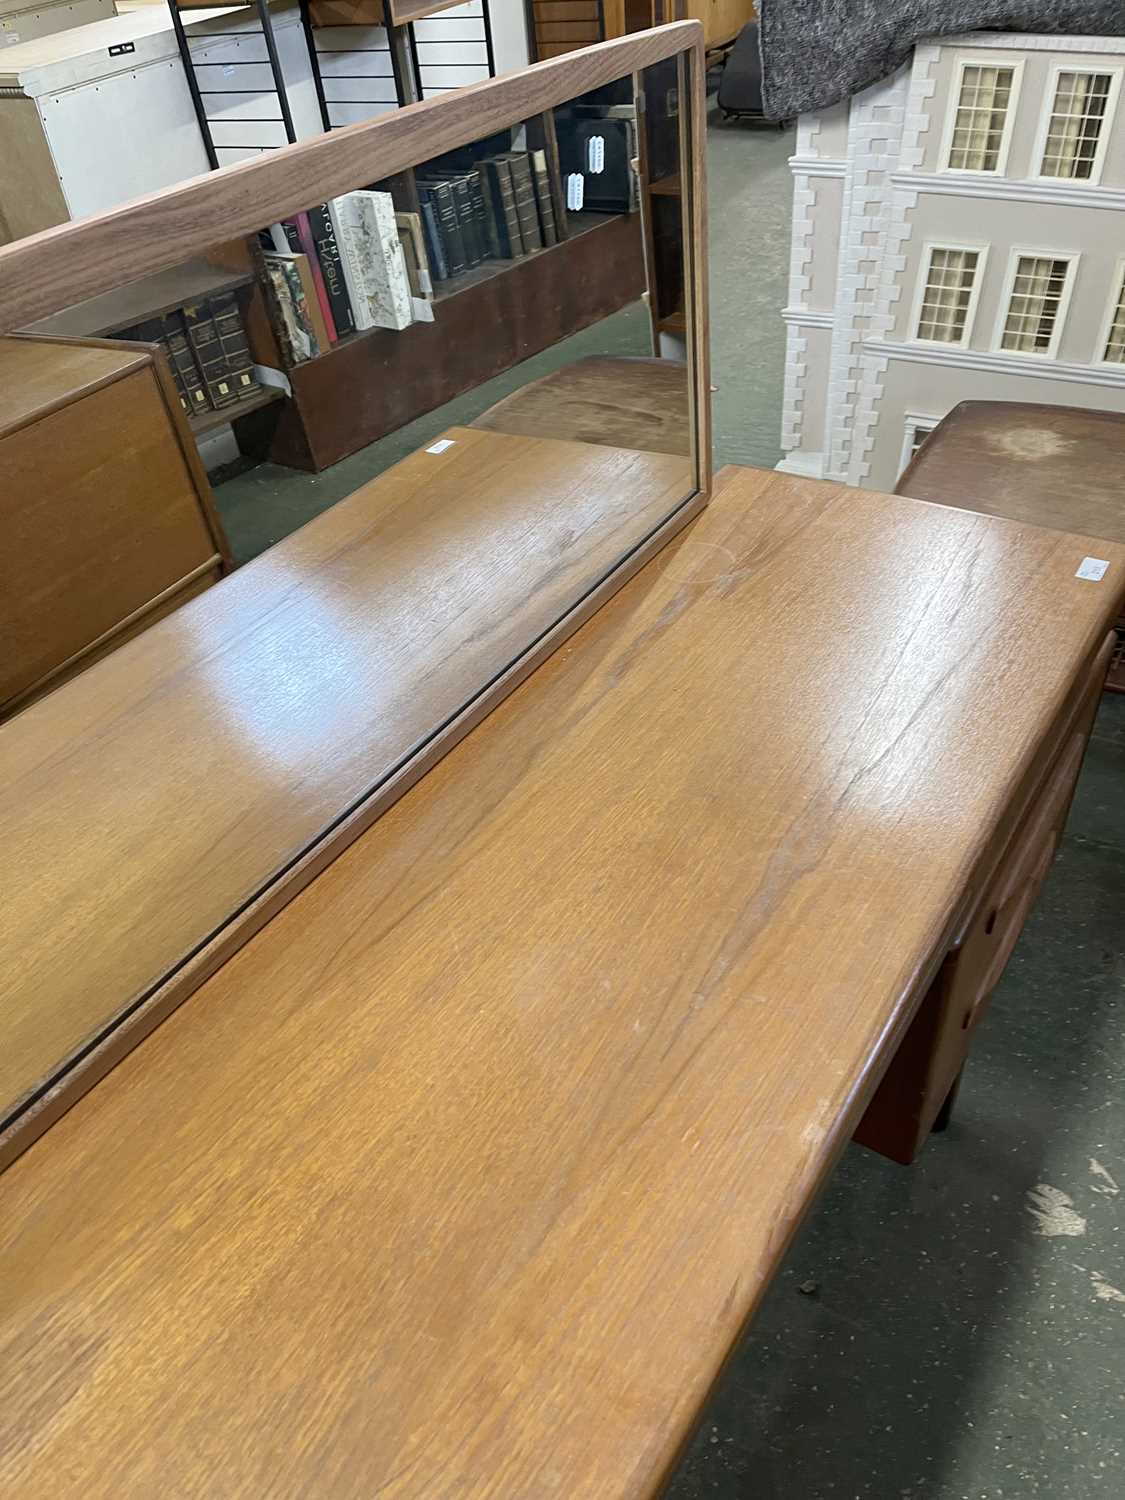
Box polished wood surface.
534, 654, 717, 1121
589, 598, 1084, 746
0, 336, 227, 718
0, 428, 692, 1147
472, 354, 691, 455
897, 400, 1125, 546
0, 334, 147, 433
0, 23, 704, 333
3, 466, 1123, 1497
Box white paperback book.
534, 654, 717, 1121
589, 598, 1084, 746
327, 191, 413, 333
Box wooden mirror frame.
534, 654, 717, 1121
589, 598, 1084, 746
0, 21, 709, 491
0, 24, 709, 1172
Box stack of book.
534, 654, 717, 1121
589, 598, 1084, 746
120, 292, 261, 422
416, 149, 558, 284
259, 193, 435, 364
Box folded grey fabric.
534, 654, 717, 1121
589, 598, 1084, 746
758, 0, 1125, 119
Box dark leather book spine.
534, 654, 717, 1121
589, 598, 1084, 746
160, 311, 210, 417
419, 196, 449, 280
530, 149, 559, 248
506, 153, 543, 253
307, 202, 356, 337
483, 158, 521, 258
468, 169, 498, 260
452, 176, 481, 267
417, 180, 466, 276
183, 300, 239, 409
209, 292, 261, 402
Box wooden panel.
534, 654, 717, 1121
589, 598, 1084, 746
687, 0, 754, 47
472, 353, 690, 454
267, 213, 648, 471
0, 23, 704, 333
897, 400, 1125, 549
0, 97, 68, 246
23, 260, 255, 340
0, 362, 219, 714
0, 334, 147, 436
2, 468, 1123, 1497
0, 428, 692, 1144
853, 630, 1114, 1164
533, 1, 601, 17
536, 20, 601, 41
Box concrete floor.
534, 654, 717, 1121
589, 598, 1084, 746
213, 108, 1125, 1499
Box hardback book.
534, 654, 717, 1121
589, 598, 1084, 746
307, 202, 356, 337
126, 315, 190, 414
182, 299, 239, 409
209, 291, 261, 402
261, 254, 320, 363
416, 180, 466, 278
395, 211, 433, 298
502, 152, 543, 254
160, 311, 209, 416
468, 169, 500, 261
530, 149, 559, 248
419, 198, 449, 281
451, 176, 482, 267
482, 157, 521, 258
290, 251, 332, 351
289, 211, 338, 343
327, 191, 413, 332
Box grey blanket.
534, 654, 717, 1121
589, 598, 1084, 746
759, 0, 1125, 119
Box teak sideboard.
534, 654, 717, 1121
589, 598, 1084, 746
1, 24, 1123, 1500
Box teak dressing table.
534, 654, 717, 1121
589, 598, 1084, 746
1, 26, 1123, 1499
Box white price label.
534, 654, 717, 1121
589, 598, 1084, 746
1076, 556, 1110, 581
586, 134, 605, 174
426, 439, 455, 454
566, 173, 584, 211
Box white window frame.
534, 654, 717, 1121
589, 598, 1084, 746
1096, 255, 1125, 367
1031, 63, 1123, 187
992, 247, 1081, 362
909, 241, 990, 349
938, 57, 1025, 176
899, 412, 944, 479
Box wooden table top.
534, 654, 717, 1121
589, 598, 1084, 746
3, 466, 1122, 1497
899, 400, 1125, 546
472, 354, 692, 457
0, 426, 691, 1139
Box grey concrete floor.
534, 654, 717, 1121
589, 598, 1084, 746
213, 107, 1125, 1499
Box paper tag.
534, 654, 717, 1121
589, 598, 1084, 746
411, 296, 434, 324
418, 269, 433, 297
1076, 556, 1110, 581
586, 135, 605, 174
427, 439, 455, 454
566, 173, 584, 212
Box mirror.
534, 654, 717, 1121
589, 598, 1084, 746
0, 36, 704, 1163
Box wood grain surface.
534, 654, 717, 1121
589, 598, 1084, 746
898, 400, 1125, 548
3, 466, 1122, 1498
0, 427, 690, 1139
0, 335, 148, 435
472, 354, 690, 454
0, 24, 703, 333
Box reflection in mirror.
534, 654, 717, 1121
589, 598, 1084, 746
0, 41, 702, 1160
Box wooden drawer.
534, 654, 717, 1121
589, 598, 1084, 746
0, 337, 228, 718
854, 631, 1114, 1164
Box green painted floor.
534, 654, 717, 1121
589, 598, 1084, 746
214, 108, 1125, 1499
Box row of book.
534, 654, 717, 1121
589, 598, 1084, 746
258, 194, 433, 365
417, 148, 558, 281
256, 148, 566, 364
119, 293, 260, 420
